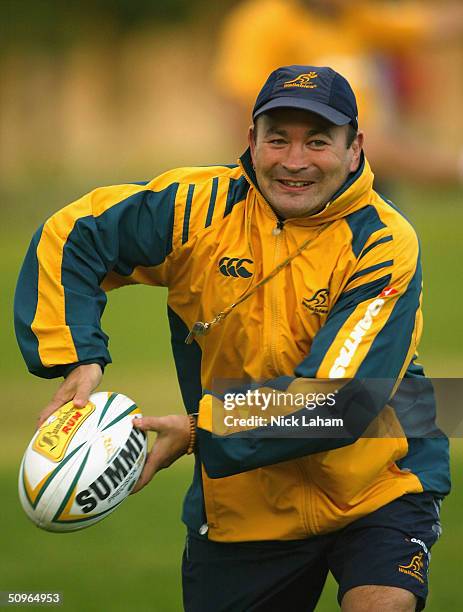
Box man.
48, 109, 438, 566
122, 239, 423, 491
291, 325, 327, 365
15, 65, 449, 611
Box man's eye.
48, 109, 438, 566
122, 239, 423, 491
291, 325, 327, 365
309, 140, 327, 147
268, 139, 286, 145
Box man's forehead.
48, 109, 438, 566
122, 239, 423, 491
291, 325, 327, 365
258, 108, 336, 133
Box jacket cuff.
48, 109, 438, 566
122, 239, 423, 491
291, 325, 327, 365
62, 359, 106, 378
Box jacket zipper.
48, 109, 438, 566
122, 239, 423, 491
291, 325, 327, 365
295, 457, 316, 535
269, 219, 284, 375
272, 216, 315, 535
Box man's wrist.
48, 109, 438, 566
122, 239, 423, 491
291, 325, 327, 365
187, 414, 198, 455
62, 360, 105, 378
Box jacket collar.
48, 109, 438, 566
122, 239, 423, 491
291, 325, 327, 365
238, 147, 374, 225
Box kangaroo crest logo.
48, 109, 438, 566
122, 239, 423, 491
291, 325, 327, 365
33, 402, 96, 462
284, 71, 318, 89
398, 552, 425, 584
219, 257, 253, 278
302, 288, 329, 314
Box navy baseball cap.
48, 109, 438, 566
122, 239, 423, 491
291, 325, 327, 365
252, 65, 358, 130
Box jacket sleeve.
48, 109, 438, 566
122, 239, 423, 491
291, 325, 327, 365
14, 180, 179, 378
197, 223, 423, 478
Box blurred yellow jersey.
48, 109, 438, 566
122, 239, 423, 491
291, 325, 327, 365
214, 0, 432, 129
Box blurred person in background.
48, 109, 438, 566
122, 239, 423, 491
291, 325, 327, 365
16, 63, 450, 612
214, 0, 463, 190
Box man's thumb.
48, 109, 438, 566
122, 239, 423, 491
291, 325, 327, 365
133, 416, 161, 432
72, 392, 91, 408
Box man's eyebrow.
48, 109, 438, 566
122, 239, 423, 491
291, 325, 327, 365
264, 125, 334, 137
263, 126, 287, 137
307, 126, 334, 137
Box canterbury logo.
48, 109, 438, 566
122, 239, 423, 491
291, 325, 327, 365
398, 552, 425, 584
219, 257, 254, 278
302, 289, 329, 314
284, 71, 318, 89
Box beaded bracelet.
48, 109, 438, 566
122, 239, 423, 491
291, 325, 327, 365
186, 414, 197, 455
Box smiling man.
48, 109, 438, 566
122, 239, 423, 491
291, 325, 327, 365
249, 108, 363, 218
15, 66, 449, 611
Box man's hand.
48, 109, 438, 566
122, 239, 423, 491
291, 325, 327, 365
37, 363, 103, 429
131, 415, 191, 494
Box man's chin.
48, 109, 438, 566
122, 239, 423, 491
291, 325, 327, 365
271, 199, 323, 219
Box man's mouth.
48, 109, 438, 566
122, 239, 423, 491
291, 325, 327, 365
277, 179, 315, 190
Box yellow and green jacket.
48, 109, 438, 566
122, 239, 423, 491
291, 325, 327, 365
15, 149, 450, 542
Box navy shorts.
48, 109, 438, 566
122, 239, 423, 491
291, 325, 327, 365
182, 493, 442, 612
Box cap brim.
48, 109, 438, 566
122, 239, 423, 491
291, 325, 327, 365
253, 97, 351, 126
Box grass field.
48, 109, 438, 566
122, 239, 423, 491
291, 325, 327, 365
1, 184, 462, 611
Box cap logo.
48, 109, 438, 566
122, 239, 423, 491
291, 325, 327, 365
284, 71, 318, 89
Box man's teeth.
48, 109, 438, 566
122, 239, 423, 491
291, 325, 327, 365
280, 180, 312, 187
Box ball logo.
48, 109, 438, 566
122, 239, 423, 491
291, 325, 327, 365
33, 402, 96, 462
75, 427, 146, 513
219, 257, 253, 278
62, 412, 83, 434
103, 435, 117, 461
37, 433, 60, 452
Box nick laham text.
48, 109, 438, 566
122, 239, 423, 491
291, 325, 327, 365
224, 415, 344, 428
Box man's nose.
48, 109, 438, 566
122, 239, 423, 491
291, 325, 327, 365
281, 145, 309, 172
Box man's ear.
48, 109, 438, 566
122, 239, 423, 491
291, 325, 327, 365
349, 131, 364, 172
248, 124, 257, 165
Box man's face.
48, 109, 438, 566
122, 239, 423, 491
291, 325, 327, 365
248, 109, 363, 219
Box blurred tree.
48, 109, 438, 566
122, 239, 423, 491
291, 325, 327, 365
1, 0, 236, 51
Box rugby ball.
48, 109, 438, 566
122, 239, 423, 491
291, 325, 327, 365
18, 392, 147, 532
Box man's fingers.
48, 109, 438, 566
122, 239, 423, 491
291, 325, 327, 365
132, 416, 162, 432
37, 396, 72, 428
37, 406, 58, 429
130, 417, 162, 492
69, 374, 98, 408
37, 386, 83, 429
72, 393, 91, 409
37, 364, 103, 429
131, 414, 191, 494
131, 444, 161, 494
